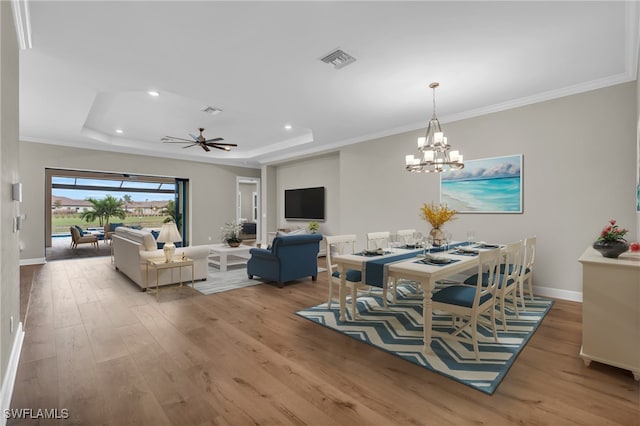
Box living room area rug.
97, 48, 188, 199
195, 265, 328, 295
296, 284, 553, 395
194, 266, 262, 295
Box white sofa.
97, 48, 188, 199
112, 227, 210, 290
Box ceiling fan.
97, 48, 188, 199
161, 128, 237, 152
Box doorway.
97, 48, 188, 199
46, 168, 189, 261
236, 177, 261, 243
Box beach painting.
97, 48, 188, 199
440, 154, 523, 213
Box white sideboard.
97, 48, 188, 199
578, 246, 640, 380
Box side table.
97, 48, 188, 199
146, 257, 195, 301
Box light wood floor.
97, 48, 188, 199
11, 257, 639, 425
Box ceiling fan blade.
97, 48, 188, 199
181, 143, 198, 149
208, 142, 237, 147
204, 137, 224, 143
207, 144, 232, 151
189, 133, 199, 142
162, 136, 193, 142
202, 144, 211, 152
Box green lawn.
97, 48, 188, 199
52, 214, 170, 234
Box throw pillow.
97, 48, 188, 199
109, 223, 123, 232
74, 225, 85, 236
142, 233, 158, 251
276, 228, 306, 237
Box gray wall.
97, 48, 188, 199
19, 142, 260, 261
274, 82, 637, 300
636, 53, 640, 242
275, 153, 340, 236
0, 0, 21, 400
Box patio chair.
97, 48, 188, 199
70, 226, 99, 252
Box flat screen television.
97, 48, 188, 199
284, 187, 325, 221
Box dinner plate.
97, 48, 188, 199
363, 249, 384, 255
420, 256, 451, 264
455, 248, 478, 254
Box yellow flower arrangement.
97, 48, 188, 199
419, 202, 457, 228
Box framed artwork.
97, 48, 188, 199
440, 154, 523, 213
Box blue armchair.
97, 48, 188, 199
247, 233, 323, 287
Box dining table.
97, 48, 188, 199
333, 242, 502, 354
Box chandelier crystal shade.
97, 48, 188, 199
405, 82, 464, 173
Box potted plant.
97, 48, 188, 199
419, 202, 457, 246
308, 221, 319, 234
593, 219, 629, 258
220, 221, 243, 247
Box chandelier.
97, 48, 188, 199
405, 82, 464, 173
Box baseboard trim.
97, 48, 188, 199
19, 258, 46, 266
535, 285, 583, 302
0, 322, 25, 426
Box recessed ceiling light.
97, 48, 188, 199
115, 129, 124, 134
284, 124, 292, 130
147, 90, 160, 97
201, 106, 223, 115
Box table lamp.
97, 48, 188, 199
157, 222, 182, 263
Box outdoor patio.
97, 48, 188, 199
46, 235, 112, 261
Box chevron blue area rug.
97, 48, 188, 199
296, 285, 553, 394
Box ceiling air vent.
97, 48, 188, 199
200, 106, 223, 115
320, 49, 356, 69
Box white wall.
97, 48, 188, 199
274, 82, 636, 301
0, 0, 23, 411
19, 142, 260, 262
275, 153, 340, 236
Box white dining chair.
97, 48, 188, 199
463, 241, 522, 330
383, 229, 421, 304
325, 234, 368, 319
518, 236, 536, 308
366, 231, 390, 250
431, 248, 501, 361
395, 229, 416, 246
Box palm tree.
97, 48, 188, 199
160, 199, 181, 228
81, 195, 126, 226
121, 194, 132, 213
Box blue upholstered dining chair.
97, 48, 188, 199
431, 248, 501, 361
462, 241, 522, 330
247, 233, 322, 288
325, 234, 366, 319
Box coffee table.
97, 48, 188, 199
208, 243, 252, 271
